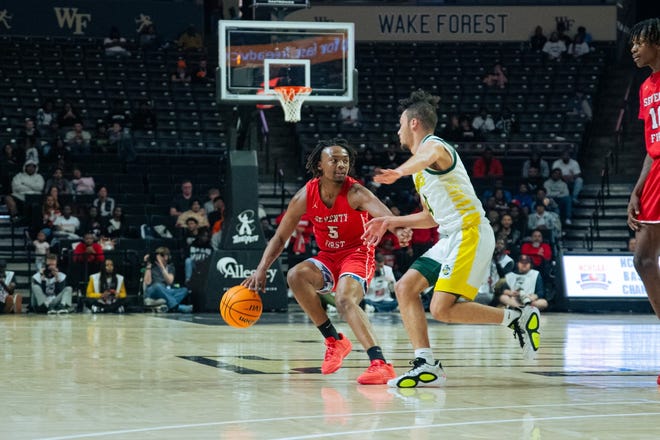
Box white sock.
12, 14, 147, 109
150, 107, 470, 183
414, 348, 435, 365
501, 308, 522, 326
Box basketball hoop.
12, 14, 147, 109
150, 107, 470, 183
267, 86, 312, 123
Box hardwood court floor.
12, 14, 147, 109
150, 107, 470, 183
2, 309, 660, 440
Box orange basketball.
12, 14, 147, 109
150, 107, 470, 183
220, 285, 263, 328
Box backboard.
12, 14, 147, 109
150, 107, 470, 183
217, 20, 355, 105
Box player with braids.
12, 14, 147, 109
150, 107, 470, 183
363, 89, 541, 388
244, 138, 411, 384
628, 18, 660, 386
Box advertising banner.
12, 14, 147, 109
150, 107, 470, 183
286, 5, 617, 42
562, 254, 650, 298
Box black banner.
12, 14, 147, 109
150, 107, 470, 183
0, 0, 202, 40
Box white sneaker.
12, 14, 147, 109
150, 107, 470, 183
510, 306, 541, 360
387, 358, 446, 388
144, 297, 167, 307
153, 304, 169, 313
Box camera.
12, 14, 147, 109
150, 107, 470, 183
375, 269, 382, 277
44, 267, 56, 278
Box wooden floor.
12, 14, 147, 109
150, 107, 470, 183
3, 309, 660, 440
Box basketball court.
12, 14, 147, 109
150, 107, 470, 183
3, 310, 659, 439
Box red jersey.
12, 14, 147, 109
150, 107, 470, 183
639, 71, 660, 159
638, 71, 660, 221
306, 176, 371, 253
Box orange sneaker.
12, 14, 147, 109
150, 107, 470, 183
357, 359, 396, 385
321, 334, 352, 375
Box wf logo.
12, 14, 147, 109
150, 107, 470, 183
54, 7, 91, 35
554, 16, 575, 32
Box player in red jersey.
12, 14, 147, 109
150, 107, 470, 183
243, 139, 411, 384
628, 18, 660, 386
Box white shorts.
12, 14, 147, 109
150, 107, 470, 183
410, 222, 495, 301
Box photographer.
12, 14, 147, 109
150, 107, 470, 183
0, 259, 22, 314
30, 254, 73, 314
143, 246, 192, 313
363, 254, 398, 312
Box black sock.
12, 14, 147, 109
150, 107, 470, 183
367, 346, 386, 362
318, 319, 340, 340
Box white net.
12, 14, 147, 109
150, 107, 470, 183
268, 86, 312, 123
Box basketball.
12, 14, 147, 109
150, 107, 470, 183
220, 285, 263, 328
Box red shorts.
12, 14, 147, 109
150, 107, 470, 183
639, 159, 660, 223
308, 247, 375, 294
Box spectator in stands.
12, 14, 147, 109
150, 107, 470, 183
544, 168, 573, 225
132, 100, 158, 131
472, 146, 504, 181
81, 205, 104, 240
93, 185, 116, 218
57, 101, 80, 128
441, 114, 462, 142
530, 25, 547, 51
477, 238, 514, 305
94, 122, 110, 153
527, 204, 561, 242
471, 107, 496, 137
482, 63, 508, 89
85, 258, 126, 314
487, 209, 501, 237
628, 237, 637, 253
1, 143, 21, 191
552, 149, 584, 204
498, 213, 522, 250
40, 194, 61, 238
170, 179, 195, 216
30, 253, 74, 314
567, 90, 593, 121
0, 259, 22, 315
104, 26, 131, 57
64, 122, 92, 156
492, 189, 511, 214
36, 99, 56, 136
524, 166, 545, 193
364, 253, 398, 313
204, 187, 221, 214
184, 227, 213, 285
575, 26, 593, 45
138, 23, 161, 52
509, 203, 528, 237
512, 183, 534, 213
542, 32, 567, 62
32, 230, 50, 270
568, 34, 591, 59
143, 247, 192, 313
496, 254, 548, 311
71, 166, 95, 195
18, 118, 41, 149
43, 167, 73, 196
52, 204, 81, 242
45, 136, 72, 165
104, 206, 128, 239
556, 21, 573, 47
73, 232, 105, 282
458, 114, 479, 141
520, 229, 553, 278
482, 179, 512, 204
495, 107, 519, 138
522, 151, 550, 179
171, 59, 192, 83
338, 103, 360, 128
192, 58, 210, 83
5, 160, 44, 223
208, 195, 226, 249
493, 238, 515, 276
182, 217, 202, 246
108, 121, 136, 162
177, 25, 203, 51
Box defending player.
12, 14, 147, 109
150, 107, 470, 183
627, 18, 660, 385
362, 90, 541, 388
243, 139, 410, 384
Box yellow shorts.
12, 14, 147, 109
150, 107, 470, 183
410, 222, 495, 301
